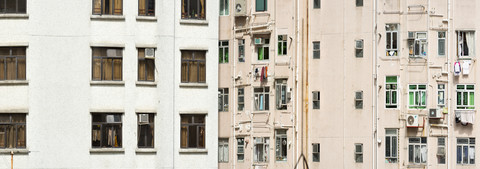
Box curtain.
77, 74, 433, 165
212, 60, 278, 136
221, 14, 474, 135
92, 58, 101, 80
7, 126, 13, 148
17, 57, 26, 80
113, 59, 122, 80
146, 60, 154, 81
200, 0, 205, 18
139, 0, 146, 15
189, 60, 198, 82
138, 49, 145, 81
114, 0, 122, 15
102, 59, 112, 80
93, 0, 102, 14
182, 0, 186, 18
17, 125, 25, 147
6, 58, 14, 80
0, 58, 4, 80
0, 126, 4, 147
181, 126, 187, 148
466, 32, 475, 56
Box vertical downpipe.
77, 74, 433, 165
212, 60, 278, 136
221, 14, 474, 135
372, 0, 378, 169
446, 0, 451, 168
232, 5, 237, 169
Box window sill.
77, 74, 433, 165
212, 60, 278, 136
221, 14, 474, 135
90, 148, 125, 153
252, 111, 269, 114
135, 148, 157, 154
0, 149, 29, 154
179, 148, 208, 154
458, 57, 473, 60
136, 81, 157, 87
179, 83, 208, 88
380, 56, 400, 61
136, 16, 157, 22
0, 14, 29, 19
179, 19, 209, 26
407, 164, 426, 168
90, 15, 125, 21
0, 80, 28, 86
90, 81, 125, 86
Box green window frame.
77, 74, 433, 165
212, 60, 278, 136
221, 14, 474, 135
277, 35, 287, 55
456, 85, 474, 109
408, 84, 427, 109
385, 76, 398, 108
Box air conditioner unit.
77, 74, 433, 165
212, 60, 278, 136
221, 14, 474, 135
106, 115, 115, 123
429, 108, 442, 119
437, 147, 446, 156
145, 48, 155, 58
286, 91, 292, 101
254, 38, 264, 45
408, 32, 415, 39
355, 40, 363, 49
279, 35, 287, 41
406, 114, 419, 127
139, 114, 149, 123
235, 0, 247, 16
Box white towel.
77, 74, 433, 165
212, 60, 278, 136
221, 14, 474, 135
463, 61, 470, 75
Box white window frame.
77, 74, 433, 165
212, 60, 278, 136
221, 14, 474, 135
219, 40, 229, 63
355, 39, 364, 58
238, 39, 245, 62
276, 79, 288, 110
278, 35, 287, 56
218, 88, 229, 112
438, 84, 445, 107
408, 32, 428, 57
254, 137, 270, 163
254, 87, 270, 111
275, 129, 287, 162
456, 84, 475, 109
385, 76, 398, 109
218, 138, 229, 163
386, 24, 399, 56
408, 84, 427, 109
457, 138, 475, 165
457, 31, 475, 57
238, 88, 245, 111
438, 32, 446, 56
219, 0, 229, 16
438, 137, 446, 164
385, 129, 398, 163
408, 137, 427, 165
237, 138, 245, 162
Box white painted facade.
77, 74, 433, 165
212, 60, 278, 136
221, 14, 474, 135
0, 0, 217, 168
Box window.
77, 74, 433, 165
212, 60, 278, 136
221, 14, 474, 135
219, 138, 229, 162
457, 31, 475, 57
408, 137, 427, 164
219, 41, 229, 63
0, 47, 26, 80
180, 115, 205, 148
355, 143, 363, 163
254, 87, 269, 111
219, 0, 228, 16
355, 91, 363, 109
92, 47, 123, 81
355, 39, 364, 58
438, 137, 446, 164
254, 137, 269, 162
275, 129, 287, 161
255, 0, 267, 12
409, 84, 427, 109
408, 32, 427, 57
138, 48, 155, 81
237, 138, 245, 162
385, 129, 398, 163
313, 0, 320, 9
278, 35, 287, 55
257, 38, 270, 60
385, 76, 398, 108
238, 39, 245, 62
138, 0, 154, 16
181, 50, 206, 83
276, 79, 288, 110
238, 88, 245, 111
456, 85, 474, 109
93, 0, 122, 15
312, 91, 320, 109
438, 32, 446, 56
313, 41, 320, 59
0, 0, 26, 14
386, 24, 399, 56
438, 84, 445, 107
312, 143, 320, 162
0, 114, 26, 149
92, 113, 122, 148
137, 113, 154, 148
457, 138, 475, 164
356, 0, 363, 7
181, 0, 206, 19
218, 88, 229, 112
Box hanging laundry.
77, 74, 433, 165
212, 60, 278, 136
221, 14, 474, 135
264, 66, 268, 80
260, 67, 265, 82
463, 60, 470, 75
454, 61, 461, 76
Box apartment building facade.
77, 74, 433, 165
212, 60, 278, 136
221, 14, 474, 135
0, 0, 218, 168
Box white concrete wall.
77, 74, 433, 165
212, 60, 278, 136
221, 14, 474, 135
0, 0, 217, 168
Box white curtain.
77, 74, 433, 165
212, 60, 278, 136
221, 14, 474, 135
466, 32, 475, 56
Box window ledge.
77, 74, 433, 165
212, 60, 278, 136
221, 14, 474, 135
0, 14, 29, 19
252, 111, 269, 114
380, 56, 400, 61
407, 164, 426, 168
136, 81, 157, 87
135, 148, 157, 153
90, 15, 125, 21
179, 19, 209, 25
90, 81, 125, 86
0, 149, 29, 154
136, 16, 157, 22
458, 57, 473, 60
0, 80, 28, 86
179, 148, 208, 154
179, 83, 208, 88
90, 148, 125, 153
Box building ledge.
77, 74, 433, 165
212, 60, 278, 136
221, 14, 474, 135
0, 14, 28, 19
136, 81, 157, 87
0, 149, 29, 154
0, 80, 28, 86
90, 148, 125, 153
136, 16, 157, 22
179, 148, 208, 154
135, 148, 157, 154
179, 19, 208, 26
90, 15, 125, 21
90, 81, 125, 86
179, 83, 208, 88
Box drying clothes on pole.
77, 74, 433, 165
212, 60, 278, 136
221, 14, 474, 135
454, 61, 461, 76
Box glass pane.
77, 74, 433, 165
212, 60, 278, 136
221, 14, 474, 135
180, 126, 187, 148
92, 125, 101, 147
409, 145, 414, 162
17, 57, 25, 80
113, 59, 122, 80
392, 32, 397, 49
199, 126, 205, 148
0, 58, 4, 80
469, 92, 474, 106
409, 92, 414, 105
0, 126, 5, 148
146, 59, 154, 81
392, 136, 397, 157
102, 59, 112, 80
385, 136, 391, 157
439, 39, 445, 55
457, 146, 462, 164
147, 0, 155, 15
386, 76, 397, 83
17, 125, 26, 147
5, 0, 15, 13
415, 145, 420, 163
463, 146, 468, 164
6, 57, 15, 80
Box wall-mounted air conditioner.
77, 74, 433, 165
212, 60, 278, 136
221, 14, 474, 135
429, 108, 442, 119
145, 48, 155, 59
254, 38, 264, 45
235, 0, 247, 16
139, 114, 149, 123
406, 114, 419, 127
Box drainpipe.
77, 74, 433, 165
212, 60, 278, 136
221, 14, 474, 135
232, 5, 237, 169
446, 0, 451, 168
172, 0, 176, 168
426, 0, 431, 168
294, 0, 300, 166
11, 151, 13, 169
372, 0, 378, 169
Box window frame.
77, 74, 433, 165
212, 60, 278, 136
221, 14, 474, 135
313, 0, 320, 9
180, 114, 206, 149
275, 79, 288, 110
138, 0, 155, 16
438, 32, 446, 56
277, 35, 287, 56
91, 113, 123, 148
456, 84, 475, 109
457, 138, 475, 165
438, 84, 446, 107
312, 91, 320, 109
218, 138, 229, 163
355, 143, 363, 163
355, 91, 363, 109
385, 76, 398, 109
257, 38, 270, 61
0, 47, 26, 81
408, 32, 428, 58
313, 41, 320, 59
219, 41, 229, 63
218, 88, 229, 112
238, 88, 245, 111
0, 114, 26, 149
457, 31, 475, 57
137, 113, 154, 148
181, 50, 206, 83
254, 86, 270, 111
438, 137, 446, 164
237, 137, 245, 162
253, 137, 269, 163
408, 137, 427, 165
137, 48, 155, 82
385, 24, 399, 56
91, 47, 123, 81
312, 143, 320, 162
385, 129, 398, 163
275, 129, 287, 162
219, 0, 229, 16
408, 84, 427, 109
181, 0, 206, 20
0, 0, 26, 14
92, 0, 123, 15
238, 39, 245, 62
355, 39, 364, 58
255, 0, 267, 12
